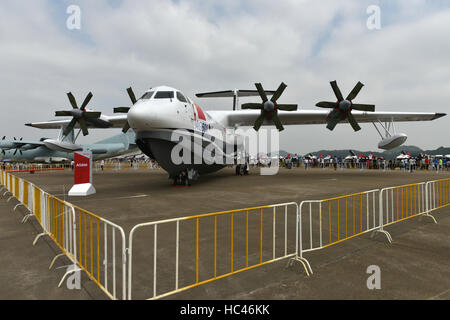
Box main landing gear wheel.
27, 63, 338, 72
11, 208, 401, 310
235, 162, 249, 176
173, 171, 190, 186
172, 169, 198, 187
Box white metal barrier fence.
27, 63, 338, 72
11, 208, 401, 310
0, 170, 126, 300
297, 190, 388, 263
127, 202, 303, 300
379, 182, 431, 230
70, 204, 127, 300
426, 178, 450, 214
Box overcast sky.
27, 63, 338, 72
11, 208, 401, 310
1, 0, 449, 153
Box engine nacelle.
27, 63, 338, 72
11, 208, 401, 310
378, 133, 407, 150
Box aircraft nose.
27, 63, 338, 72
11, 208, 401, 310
127, 102, 158, 130
127, 101, 181, 130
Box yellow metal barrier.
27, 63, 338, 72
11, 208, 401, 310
1, 171, 125, 300
128, 202, 299, 300
380, 182, 427, 227
299, 190, 380, 254
33, 185, 41, 223
71, 205, 127, 300
426, 178, 450, 213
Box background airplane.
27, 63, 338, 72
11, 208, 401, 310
26, 81, 446, 184
0, 131, 138, 163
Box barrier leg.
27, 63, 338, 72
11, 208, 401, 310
420, 213, 438, 224
7, 195, 15, 202
21, 213, 34, 224
57, 265, 82, 288
287, 257, 313, 277
371, 229, 393, 243
32, 232, 47, 246
49, 253, 67, 270
14, 203, 25, 211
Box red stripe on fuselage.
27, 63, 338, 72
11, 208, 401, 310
195, 104, 206, 121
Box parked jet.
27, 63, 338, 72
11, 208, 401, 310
26, 81, 446, 184
0, 131, 138, 163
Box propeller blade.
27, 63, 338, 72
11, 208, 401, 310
80, 92, 93, 111
63, 118, 78, 137
276, 104, 298, 111
346, 82, 364, 101
83, 111, 101, 119
351, 103, 375, 112
347, 112, 361, 132
255, 83, 268, 102
122, 122, 131, 133
253, 113, 266, 131
79, 118, 89, 136
326, 111, 342, 131
127, 87, 137, 105
271, 82, 287, 103
316, 101, 338, 109
272, 113, 284, 131
241, 103, 263, 110
67, 92, 78, 109
55, 111, 73, 117
330, 81, 344, 102
114, 107, 130, 113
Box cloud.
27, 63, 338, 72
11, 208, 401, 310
0, 0, 448, 153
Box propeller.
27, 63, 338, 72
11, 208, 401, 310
13, 137, 23, 156
241, 82, 298, 131
1, 136, 10, 155
316, 81, 375, 132
114, 87, 137, 133
55, 92, 101, 137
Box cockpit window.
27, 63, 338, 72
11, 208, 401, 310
154, 91, 174, 99
140, 91, 154, 100
176, 92, 187, 103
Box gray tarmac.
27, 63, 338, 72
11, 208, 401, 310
1, 166, 449, 300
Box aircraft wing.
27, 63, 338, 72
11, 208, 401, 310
12, 140, 46, 147
207, 110, 446, 128
25, 115, 128, 129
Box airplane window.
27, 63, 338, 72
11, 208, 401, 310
176, 92, 187, 103
154, 91, 174, 99
140, 91, 154, 100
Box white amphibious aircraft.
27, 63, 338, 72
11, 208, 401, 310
26, 81, 446, 185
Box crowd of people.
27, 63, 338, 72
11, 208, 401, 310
252, 154, 450, 172
2, 153, 449, 174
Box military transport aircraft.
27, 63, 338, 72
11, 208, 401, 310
26, 81, 446, 184
0, 131, 138, 163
